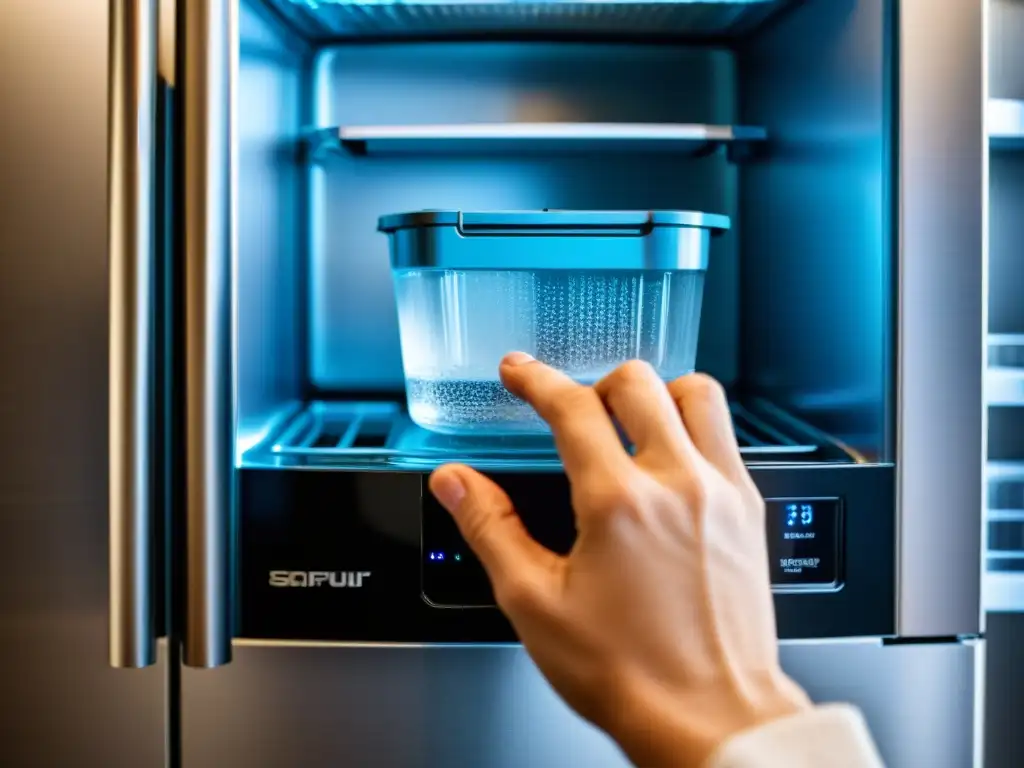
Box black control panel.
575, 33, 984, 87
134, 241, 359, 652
237, 464, 892, 642
422, 477, 845, 607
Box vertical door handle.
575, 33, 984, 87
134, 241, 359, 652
182, 0, 235, 668
109, 0, 157, 669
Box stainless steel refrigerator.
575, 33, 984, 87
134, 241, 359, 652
0, 0, 988, 766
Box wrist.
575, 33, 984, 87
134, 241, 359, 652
610, 672, 813, 768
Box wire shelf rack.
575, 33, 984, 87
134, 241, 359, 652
242, 395, 855, 471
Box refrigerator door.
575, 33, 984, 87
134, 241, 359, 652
0, 0, 166, 765
181, 640, 980, 767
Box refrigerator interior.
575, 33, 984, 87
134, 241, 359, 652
234, 0, 895, 475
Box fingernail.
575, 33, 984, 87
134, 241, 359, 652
431, 471, 466, 512
502, 351, 534, 367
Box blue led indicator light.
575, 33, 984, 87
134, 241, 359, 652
800, 505, 814, 526
429, 552, 436, 561
454, 554, 461, 562
437, 552, 444, 561
786, 504, 798, 527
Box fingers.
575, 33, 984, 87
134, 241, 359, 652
499, 353, 634, 482
667, 373, 750, 487
593, 360, 699, 469
429, 464, 564, 604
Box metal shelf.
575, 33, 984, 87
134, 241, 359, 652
261, 0, 798, 41
988, 334, 1024, 406
309, 123, 767, 160
242, 395, 854, 471
989, 99, 1024, 149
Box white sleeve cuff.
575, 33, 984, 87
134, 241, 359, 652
706, 704, 885, 768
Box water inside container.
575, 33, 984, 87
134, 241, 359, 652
394, 269, 705, 434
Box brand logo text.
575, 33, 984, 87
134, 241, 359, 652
269, 571, 372, 588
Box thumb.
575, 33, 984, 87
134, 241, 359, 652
429, 464, 562, 595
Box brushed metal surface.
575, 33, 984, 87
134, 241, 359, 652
181, 639, 979, 767
0, 0, 165, 763
896, 0, 985, 636
108, 0, 157, 670
780, 639, 981, 767
183, 0, 235, 668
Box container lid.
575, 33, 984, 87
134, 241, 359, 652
377, 209, 730, 234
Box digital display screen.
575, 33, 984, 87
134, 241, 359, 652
764, 498, 843, 590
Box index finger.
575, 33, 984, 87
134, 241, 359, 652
499, 352, 633, 481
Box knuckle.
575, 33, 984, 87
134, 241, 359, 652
671, 372, 726, 404
609, 359, 659, 391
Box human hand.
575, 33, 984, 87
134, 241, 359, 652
428, 353, 813, 767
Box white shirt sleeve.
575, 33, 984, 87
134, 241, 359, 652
706, 704, 885, 768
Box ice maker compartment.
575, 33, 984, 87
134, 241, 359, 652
380, 210, 729, 435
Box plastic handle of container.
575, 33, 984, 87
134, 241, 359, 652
109, 0, 157, 670
456, 212, 654, 237
182, 0, 234, 669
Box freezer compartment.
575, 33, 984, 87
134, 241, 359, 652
259, 0, 800, 41
235, 463, 894, 642
380, 209, 726, 435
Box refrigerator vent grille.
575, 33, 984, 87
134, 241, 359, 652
260, 0, 797, 40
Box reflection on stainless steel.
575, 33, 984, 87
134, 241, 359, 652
896, 0, 984, 637
183, 0, 235, 668
1, 0, 166, 762
780, 639, 981, 766
181, 639, 980, 767
108, 0, 157, 670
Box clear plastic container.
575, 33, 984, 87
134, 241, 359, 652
379, 210, 729, 435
